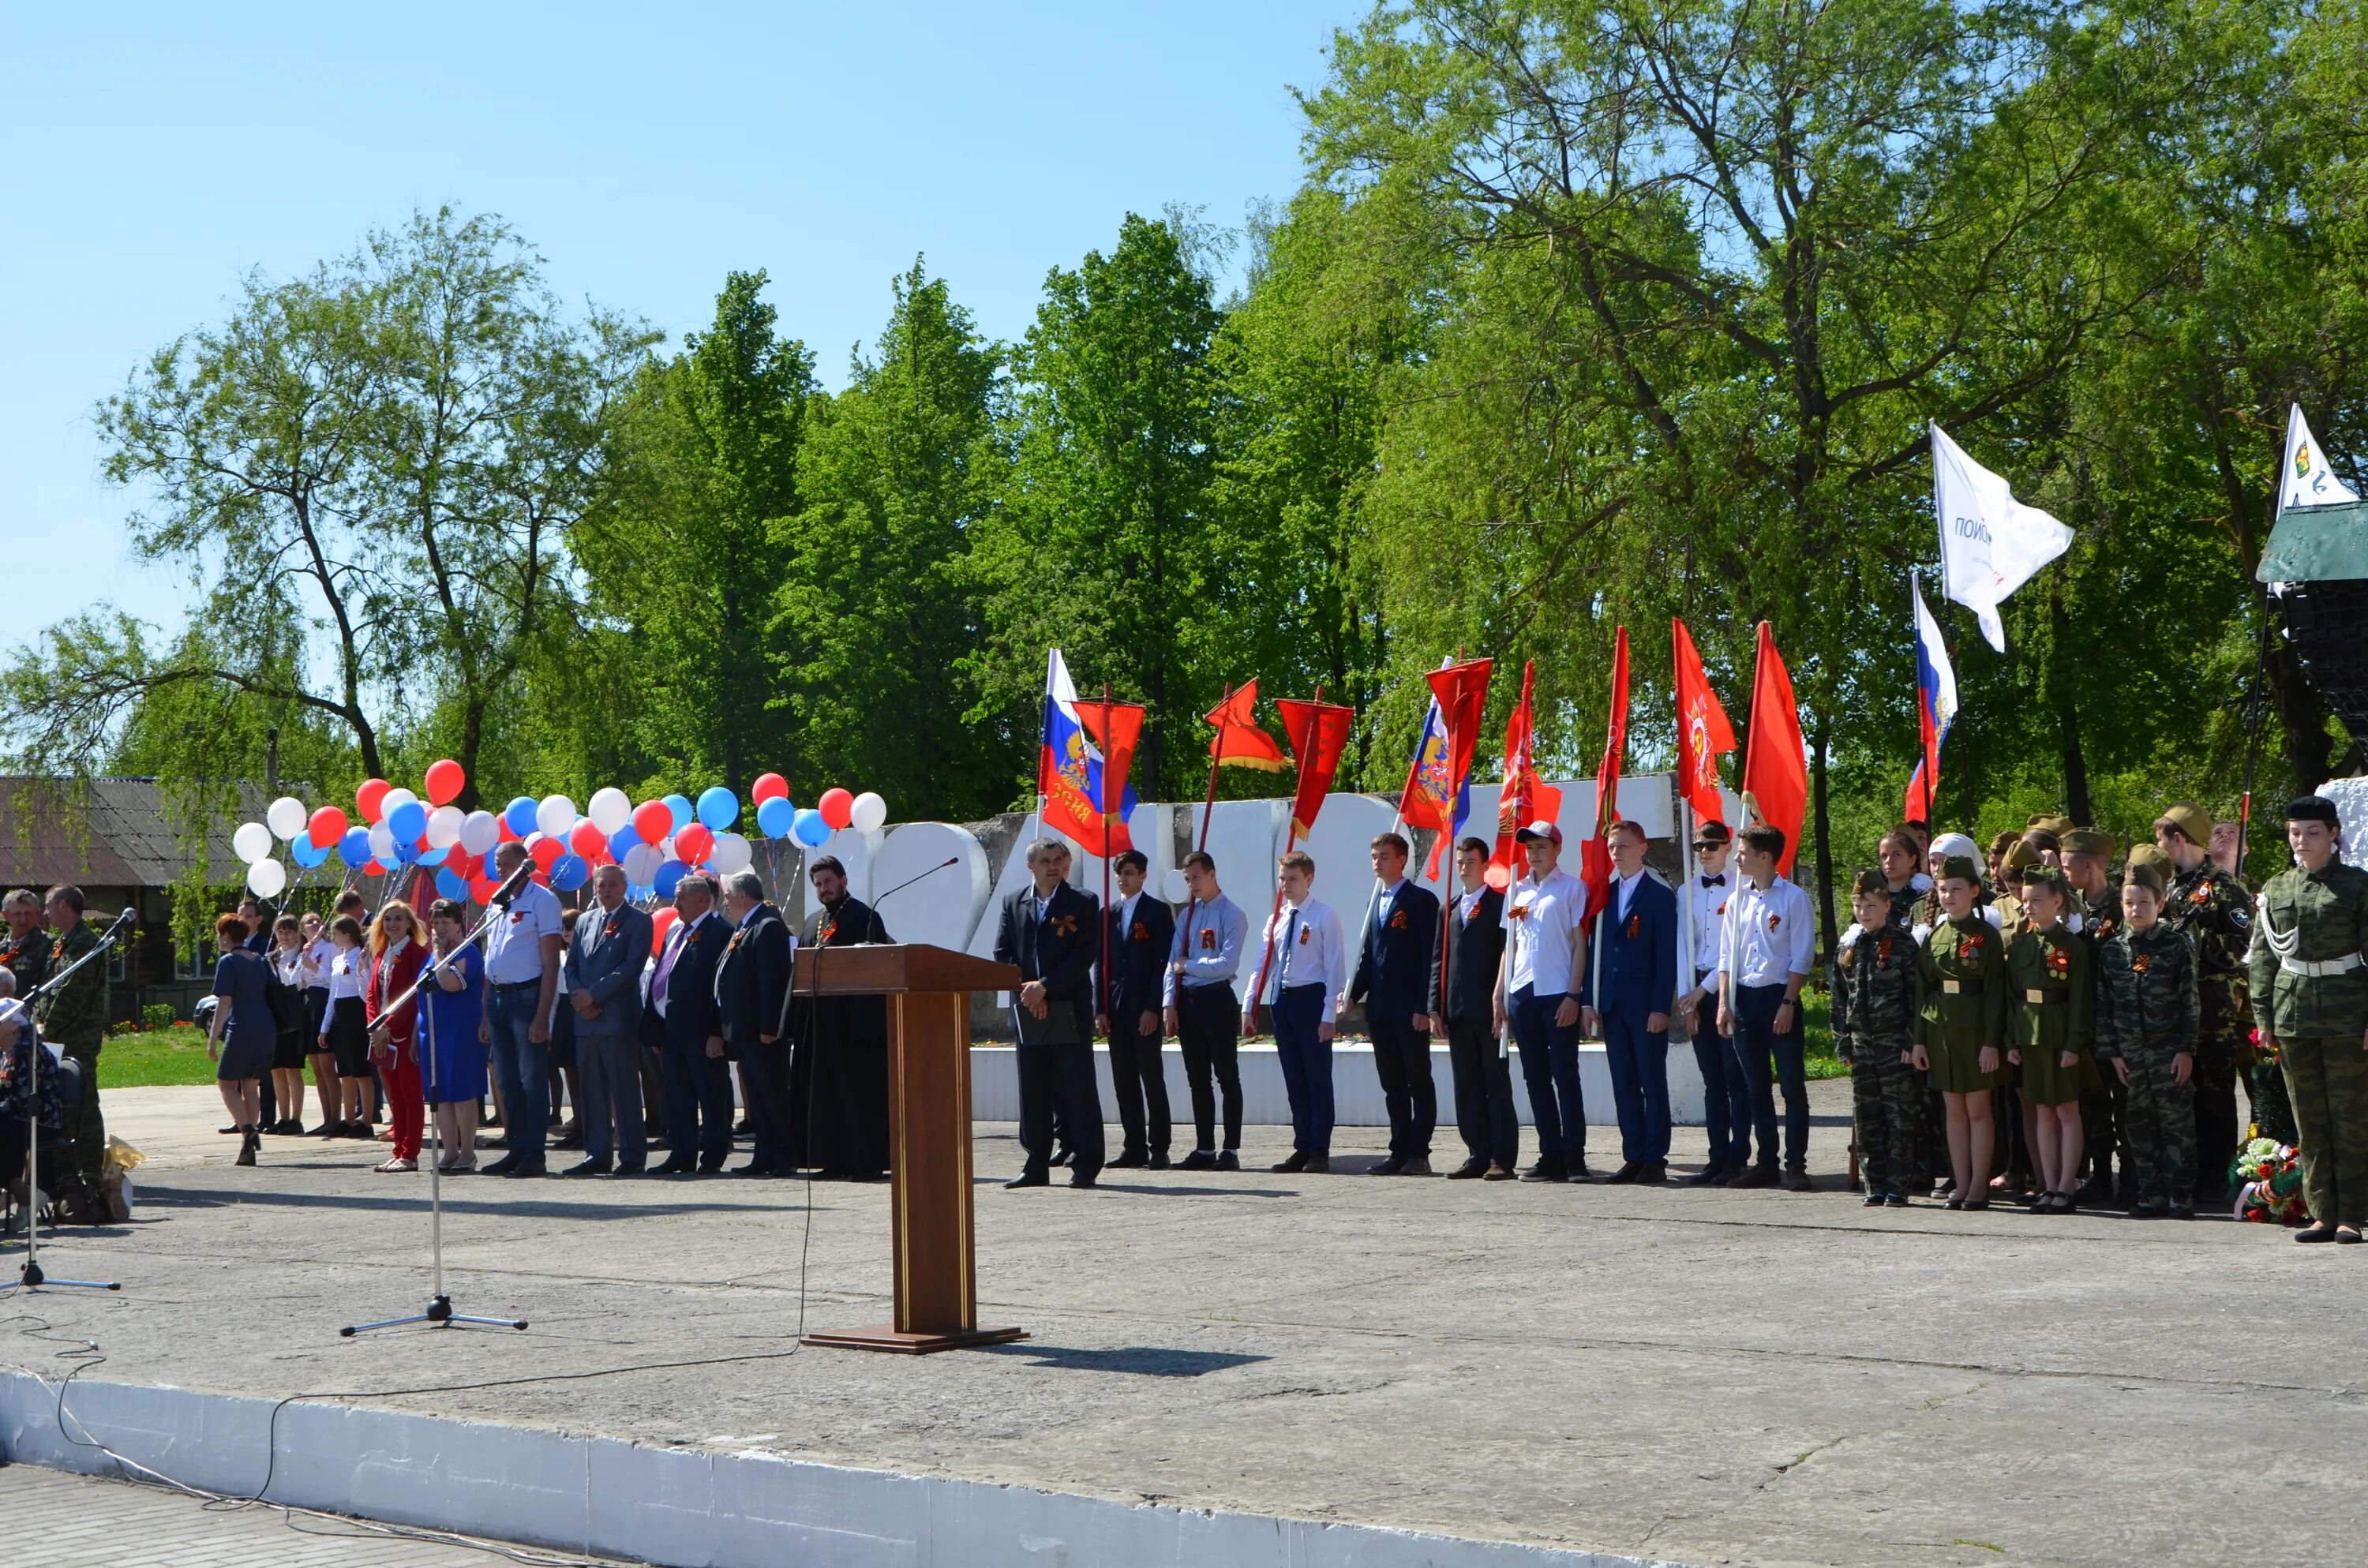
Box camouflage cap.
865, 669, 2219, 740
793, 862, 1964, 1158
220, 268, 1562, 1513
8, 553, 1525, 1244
2123, 863, 2166, 897
1851, 868, 1890, 898
2155, 802, 2213, 846
2126, 843, 2174, 876
1939, 854, 1984, 884
2017, 863, 2068, 893
2060, 828, 2115, 857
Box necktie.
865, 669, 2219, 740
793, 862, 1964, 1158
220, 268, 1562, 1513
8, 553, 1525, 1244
1279, 907, 1299, 995
654, 925, 684, 1006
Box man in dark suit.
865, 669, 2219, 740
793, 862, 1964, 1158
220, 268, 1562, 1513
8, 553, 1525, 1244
1093, 848, 1175, 1169
713, 869, 794, 1177
1431, 835, 1516, 1179
1582, 820, 1679, 1184
995, 837, 1104, 1188
1348, 832, 1442, 1174
650, 872, 733, 1174
792, 855, 893, 1179
564, 864, 657, 1175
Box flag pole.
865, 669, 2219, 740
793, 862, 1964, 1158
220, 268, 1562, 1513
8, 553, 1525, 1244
1246, 685, 1321, 1032
1914, 571, 1935, 832
1099, 683, 1116, 1037
1198, 682, 1231, 855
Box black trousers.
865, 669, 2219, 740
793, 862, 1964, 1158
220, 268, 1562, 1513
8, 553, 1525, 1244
1019, 1040, 1104, 1178
738, 1038, 795, 1171
1369, 1013, 1437, 1158
1175, 983, 1242, 1151
1445, 1013, 1518, 1168
1106, 1006, 1171, 1158
662, 1037, 736, 1168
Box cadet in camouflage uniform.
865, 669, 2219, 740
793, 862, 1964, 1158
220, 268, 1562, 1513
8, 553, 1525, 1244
1838, 870, 1924, 1205
0, 888, 51, 996
2247, 796, 2368, 1244
2156, 803, 2251, 1204
2095, 863, 2199, 1218
32, 885, 109, 1184
2062, 829, 2127, 1201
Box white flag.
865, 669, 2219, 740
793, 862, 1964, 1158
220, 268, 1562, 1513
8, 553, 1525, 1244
1931, 422, 2073, 653
2279, 404, 2359, 514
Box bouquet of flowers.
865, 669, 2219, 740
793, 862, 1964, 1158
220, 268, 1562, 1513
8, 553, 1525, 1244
2233, 1137, 2306, 1226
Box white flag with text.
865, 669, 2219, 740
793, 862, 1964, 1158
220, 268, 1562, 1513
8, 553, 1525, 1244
2279, 403, 2359, 514
1931, 422, 2074, 653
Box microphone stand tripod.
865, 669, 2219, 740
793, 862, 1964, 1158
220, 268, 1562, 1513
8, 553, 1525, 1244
341, 865, 531, 1337
8, 907, 134, 1293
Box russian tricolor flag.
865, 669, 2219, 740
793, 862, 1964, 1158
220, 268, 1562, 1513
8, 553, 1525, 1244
1038, 649, 1140, 857
1905, 572, 1958, 823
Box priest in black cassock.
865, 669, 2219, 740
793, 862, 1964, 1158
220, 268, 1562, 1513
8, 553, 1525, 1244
789, 855, 893, 1179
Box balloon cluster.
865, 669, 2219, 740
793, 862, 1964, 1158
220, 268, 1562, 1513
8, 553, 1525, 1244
747, 773, 886, 848
2234, 1137, 2307, 1226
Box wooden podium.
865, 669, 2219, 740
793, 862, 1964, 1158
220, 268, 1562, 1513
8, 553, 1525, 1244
790, 942, 1029, 1354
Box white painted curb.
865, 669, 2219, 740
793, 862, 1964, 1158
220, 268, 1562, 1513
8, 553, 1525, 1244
0, 1372, 1680, 1568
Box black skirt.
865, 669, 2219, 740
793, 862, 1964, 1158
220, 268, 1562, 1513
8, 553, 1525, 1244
326, 995, 372, 1078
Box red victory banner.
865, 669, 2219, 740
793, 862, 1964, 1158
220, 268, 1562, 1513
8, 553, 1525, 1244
1276, 696, 1355, 842
1396, 657, 1493, 880
1673, 616, 1736, 827
1488, 661, 1564, 889
1577, 626, 1630, 930
1740, 621, 1808, 877
1205, 680, 1288, 772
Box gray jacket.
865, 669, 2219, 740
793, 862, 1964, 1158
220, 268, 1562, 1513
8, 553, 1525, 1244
566, 900, 654, 1038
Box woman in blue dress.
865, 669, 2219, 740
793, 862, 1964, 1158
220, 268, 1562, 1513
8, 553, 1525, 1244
421, 899, 489, 1173
207, 911, 279, 1166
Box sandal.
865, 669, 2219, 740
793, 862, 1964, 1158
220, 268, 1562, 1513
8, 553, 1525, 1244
373, 1157, 418, 1173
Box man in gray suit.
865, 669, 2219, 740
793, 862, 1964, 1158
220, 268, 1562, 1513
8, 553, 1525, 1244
564, 864, 655, 1176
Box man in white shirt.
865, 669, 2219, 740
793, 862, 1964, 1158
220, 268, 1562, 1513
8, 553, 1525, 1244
1716, 823, 1817, 1189
1165, 851, 1249, 1171
1491, 820, 1591, 1182
1674, 821, 1748, 1184
479, 841, 565, 1178
1248, 851, 1347, 1174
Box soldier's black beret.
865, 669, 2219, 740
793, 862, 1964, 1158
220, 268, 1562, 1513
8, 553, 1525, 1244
2287, 795, 2341, 828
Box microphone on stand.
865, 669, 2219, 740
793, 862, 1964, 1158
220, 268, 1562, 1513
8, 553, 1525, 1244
487, 856, 535, 907
874, 856, 960, 905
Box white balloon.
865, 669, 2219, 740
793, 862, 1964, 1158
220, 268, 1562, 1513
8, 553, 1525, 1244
623, 843, 662, 885
245, 859, 287, 898
1160, 867, 1190, 904
849, 791, 888, 834
535, 794, 577, 837
380, 787, 419, 819
586, 786, 632, 835
710, 832, 753, 874
459, 810, 501, 855
232, 821, 274, 865
368, 821, 395, 863
266, 796, 307, 841
426, 805, 465, 849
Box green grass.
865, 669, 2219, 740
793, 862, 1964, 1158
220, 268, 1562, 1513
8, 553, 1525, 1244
1800, 990, 1847, 1080
98, 1024, 224, 1088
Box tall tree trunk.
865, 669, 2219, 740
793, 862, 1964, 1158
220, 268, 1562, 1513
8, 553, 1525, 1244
2048, 589, 2092, 825
1811, 717, 1836, 965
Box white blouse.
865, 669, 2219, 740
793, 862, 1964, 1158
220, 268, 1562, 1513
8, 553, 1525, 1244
325, 945, 367, 1003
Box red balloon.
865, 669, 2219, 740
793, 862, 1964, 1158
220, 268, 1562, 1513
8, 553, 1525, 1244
424, 758, 466, 806
357, 778, 391, 824
819, 787, 855, 830
569, 819, 606, 859
631, 799, 673, 845
469, 874, 497, 904
650, 906, 680, 957
365, 859, 386, 876
529, 835, 564, 870
673, 824, 715, 865
307, 805, 348, 849
751, 772, 789, 805
448, 849, 480, 880
531, 867, 550, 887
498, 816, 520, 842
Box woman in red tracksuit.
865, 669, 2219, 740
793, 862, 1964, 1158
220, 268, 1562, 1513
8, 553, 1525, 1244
364, 900, 429, 1173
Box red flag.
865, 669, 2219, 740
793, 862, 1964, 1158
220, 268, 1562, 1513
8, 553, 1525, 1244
1741, 621, 1809, 878
1276, 698, 1354, 840
1082, 698, 1148, 828
1397, 658, 1493, 878
1205, 681, 1290, 771
1578, 627, 1629, 930
1488, 661, 1564, 889
1672, 617, 1736, 825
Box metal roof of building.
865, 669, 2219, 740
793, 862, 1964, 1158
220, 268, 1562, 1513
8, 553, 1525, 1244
0, 777, 259, 889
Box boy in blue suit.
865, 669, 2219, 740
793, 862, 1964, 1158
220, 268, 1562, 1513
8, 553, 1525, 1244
1347, 832, 1441, 1174
1583, 820, 1678, 1183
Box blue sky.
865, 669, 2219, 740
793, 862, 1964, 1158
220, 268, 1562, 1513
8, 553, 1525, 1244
0, 2, 1351, 638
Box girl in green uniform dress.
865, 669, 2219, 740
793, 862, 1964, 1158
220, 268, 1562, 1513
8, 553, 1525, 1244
2006, 866, 2098, 1214
1914, 855, 2007, 1210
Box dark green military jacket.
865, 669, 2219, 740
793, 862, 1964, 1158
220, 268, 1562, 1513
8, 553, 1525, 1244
2164, 863, 2253, 1039
2096, 921, 2198, 1061
1835, 922, 1921, 1065
1916, 915, 2006, 1077
2246, 859, 2368, 1040
0, 922, 51, 997
33, 921, 107, 1049
2006, 923, 2098, 1105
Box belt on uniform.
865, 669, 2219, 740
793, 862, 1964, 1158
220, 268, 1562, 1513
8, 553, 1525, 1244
2022, 987, 2069, 1005
2280, 952, 2365, 979
1940, 979, 1982, 996
492, 978, 544, 992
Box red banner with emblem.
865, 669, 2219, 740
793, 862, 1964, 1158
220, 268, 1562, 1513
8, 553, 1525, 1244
1276, 698, 1354, 841
1488, 661, 1564, 888
1673, 616, 1736, 825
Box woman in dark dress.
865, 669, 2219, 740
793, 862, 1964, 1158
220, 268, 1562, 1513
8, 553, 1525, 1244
207, 911, 279, 1166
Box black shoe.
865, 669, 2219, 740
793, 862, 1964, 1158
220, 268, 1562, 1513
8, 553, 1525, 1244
733, 1162, 776, 1177
552, 1132, 585, 1152
308, 1121, 339, 1137
1371, 1154, 1409, 1176
1447, 1158, 1489, 1180
1519, 1162, 1568, 1183
1148, 1152, 1170, 1170
2076, 1176, 2114, 1207
504, 1162, 547, 1178
1637, 1162, 1669, 1184
220, 1123, 241, 1135
1006, 1169, 1051, 1188
2025, 1191, 2053, 1214
481, 1154, 520, 1177
2168, 1194, 2197, 1220
1175, 1150, 1217, 1171
2128, 1196, 2167, 1218
562, 1157, 613, 1177
695, 1159, 725, 1174
1730, 1166, 1778, 1189
1302, 1154, 1330, 1173
235, 1129, 258, 1166
1272, 1151, 1311, 1173
1864, 1192, 1887, 1207
1069, 1171, 1098, 1188
1782, 1169, 1814, 1192
1605, 1161, 1641, 1184
652, 1158, 696, 1175
1884, 1193, 1910, 1207
1215, 1150, 1240, 1171
1684, 1164, 1727, 1187
2295, 1220, 2339, 1243
1107, 1151, 1148, 1169
1049, 1149, 1073, 1169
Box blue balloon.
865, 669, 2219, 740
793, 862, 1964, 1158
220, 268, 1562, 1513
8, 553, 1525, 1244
607, 824, 641, 861
435, 866, 469, 901
549, 853, 590, 893
504, 795, 539, 836
696, 786, 738, 830
663, 793, 694, 831
755, 795, 796, 840
792, 807, 831, 848
290, 834, 329, 868
416, 844, 449, 867
387, 799, 428, 842
653, 859, 688, 896
384, 833, 414, 866
338, 827, 373, 867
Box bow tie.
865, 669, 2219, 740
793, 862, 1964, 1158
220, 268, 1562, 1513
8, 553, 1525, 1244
1700, 874, 1727, 888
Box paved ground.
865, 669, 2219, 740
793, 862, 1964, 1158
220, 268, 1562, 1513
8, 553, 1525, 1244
0, 1463, 634, 1566
2, 1082, 2358, 1568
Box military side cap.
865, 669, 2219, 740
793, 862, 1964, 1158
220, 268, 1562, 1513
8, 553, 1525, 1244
2036, 814, 2075, 836
2155, 802, 2213, 845
1851, 868, 1890, 898
2018, 863, 2067, 893
2060, 828, 2114, 856
2003, 839, 2041, 870
2126, 843, 2174, 875
2123, 863, 2166, 896
1939, 854, 1983, 883
2287, 795, 2341, 827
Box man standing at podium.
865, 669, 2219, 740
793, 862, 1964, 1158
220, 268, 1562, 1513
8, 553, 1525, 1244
792, 855, 893, 1180
1095, 848, 1175, 1169
996, 838, 1105, 1188
714, 870, 795, 1177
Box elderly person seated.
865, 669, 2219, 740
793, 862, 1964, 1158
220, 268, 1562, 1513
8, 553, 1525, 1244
0, 969, 66, 1216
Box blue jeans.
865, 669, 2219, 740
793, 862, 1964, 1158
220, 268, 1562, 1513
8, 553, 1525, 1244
1729, 982, 1808, 1170
1601, 1011, 1671, 1165
1684, 1013, 1747, 1169
486, 982, 550, 1167
1509, 986, 1585, 1167
1270, 984, 1332, 1155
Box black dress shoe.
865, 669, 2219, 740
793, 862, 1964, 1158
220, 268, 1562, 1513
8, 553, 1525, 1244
1272, 1151, 1310, 1173
562, 1157, 613, 1177
695, 1161, 725, 1175
1006, 1169, 1051, 1188
1371, 1154, 1409, 1176
1175, 1150, 1216, 1171
652, 1158, 695, 1175
1302, 1154, 1331, 1173
1729, 1166, 1778, 1188
1148, 1152, 1170, 1170
481, 1154, 520, 1177
1605, 1161, 1641, 1184
1638, 1162, 1669, 1184
1048, 1149, 1073, 1169
1447, 1158, 1489, 1180
1215, 1150, 1240, 1171
733, 1162, 776, 1177
552, 1133, 585, 1152
1069, 1171, 1099, 1188
1106, 1151, 1148, 1169
503, 1162, 548, 1178
1519, 1161, 1568, 1183
220, 1123, 241, 1135
1685, 1164, 1727, 1187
